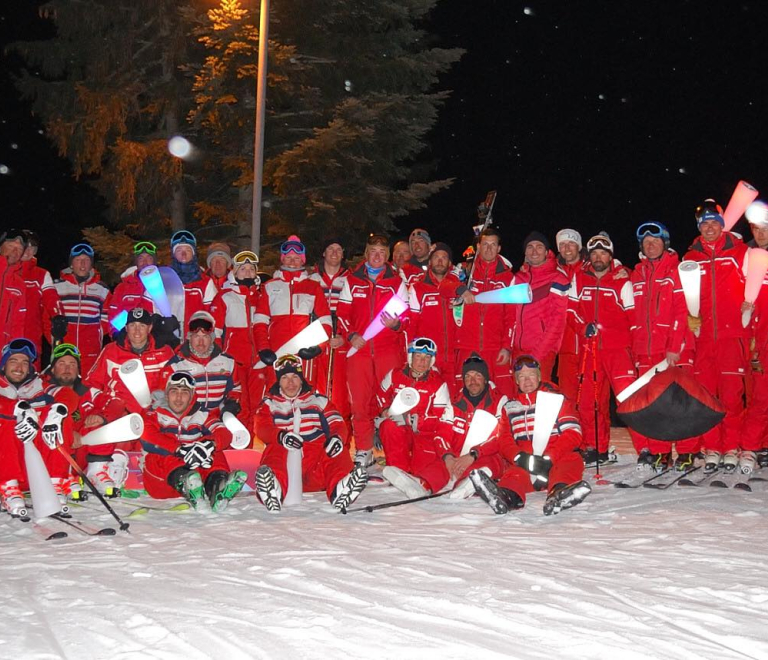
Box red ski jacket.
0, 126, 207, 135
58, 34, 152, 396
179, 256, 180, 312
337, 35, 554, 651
141, 400, 231, 457
511, 253, 570, 360
0, 256, 27, 348
255, 388, 347, 446
683, 233, 748, 342
336, 263, 409, 358
209, 278, 263, 367
630, 250, 689, 358
20, 258, 60, 357
254, 269, 332, 352
558, 260, 585, 356
453, 256, 515, 353
450, 385, 508, 458
408, 270, 461, 365
107, 267, 153, 331
567, 260, 635, 351
498, 383, 582, 463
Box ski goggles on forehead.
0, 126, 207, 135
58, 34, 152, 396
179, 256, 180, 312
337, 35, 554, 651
274, 354, 302, 369
170, 230, 197, 248
51, 343, 80, 360
70, 243, 95, 258
3, 338, 37, 361
280, 242, 305, 256
188, 318, 214, 333
408, 338, 437, 355
233, 250, 259, 266
367, 234, 389, 247
133, 241, 157, 255
167, 371, 195, 389
636, 223, 666, 240
513, 355, 540, 372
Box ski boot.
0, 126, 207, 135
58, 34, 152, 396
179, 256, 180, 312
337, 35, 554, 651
636, 449, 654, 469
543, 481, 592, 516
0, 480, 28, 519
50, 478, 72, 514
469, 469, 523, 514
179, 471, 211, 513
381, 466, 428, 499
330, 467, 368, 511
722, 450, 739, 474
673, 453, 695, 471
354, 449, 374, 469
757, 448, 768, 469
255, 466, 282, 513
107, 450, 130, 491
738, 451, 757, 475
704, 451, 721, 473
86, 460, 120, 497
649, 453, 671, 473
583, 448, 617, 468
209, 470, 247, 513
450, 468, 491, 500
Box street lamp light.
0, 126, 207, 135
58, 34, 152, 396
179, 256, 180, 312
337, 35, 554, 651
251, 0, 270, 253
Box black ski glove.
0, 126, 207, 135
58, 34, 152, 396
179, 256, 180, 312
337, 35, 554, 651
51, 315, 69, 342
514, 451, 552, 487
259, 349, 278, 366
297, 345, 322, 360
152, 314, 180, 349
220, 399, 241, 416
585, 323, 598, 339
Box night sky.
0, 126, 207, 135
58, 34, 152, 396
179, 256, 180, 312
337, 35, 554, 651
2, 0, 768, 272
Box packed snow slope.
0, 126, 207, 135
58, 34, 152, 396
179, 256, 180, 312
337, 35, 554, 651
1, 457, 767, 660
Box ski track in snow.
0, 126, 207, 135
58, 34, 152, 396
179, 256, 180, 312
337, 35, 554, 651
1, 458, 768, 660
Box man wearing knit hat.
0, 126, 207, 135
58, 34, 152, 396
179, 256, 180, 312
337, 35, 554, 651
400, 228, 433, 284
254, 235, 332, 389
408, 241, 463, 397
203, 242, 233, 303
511, 232, 570, 381
684, 199, 749, 472
567, 232, 647, 466
49, 243, 111, 374
555, 228, 586, 403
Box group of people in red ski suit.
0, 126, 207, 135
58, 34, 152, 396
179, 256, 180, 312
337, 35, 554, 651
2, 193, 768, 517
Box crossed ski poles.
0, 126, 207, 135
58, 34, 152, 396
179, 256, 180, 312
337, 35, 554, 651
576, 334, 603, 480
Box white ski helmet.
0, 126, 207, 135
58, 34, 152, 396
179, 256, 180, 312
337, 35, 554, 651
408, 337, 437, 370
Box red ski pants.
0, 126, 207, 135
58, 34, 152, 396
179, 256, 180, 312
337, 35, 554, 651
260, 440, 353, 499
143, 450, 231, 499
346, 348, 404, 451
0, 433, 72, 488
576, 344, 648, 453
315, 346, 352, 435
741, 369, 768, 451
498, 451, 584, 503
379, 420, 450, 493
694, 338, 747, 453
556, 352, 580, 403
635, 353, 701, 455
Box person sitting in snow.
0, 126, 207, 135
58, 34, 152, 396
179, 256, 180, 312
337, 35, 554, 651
253, 354, 367, 513
377, 337, 455, 499
140, 370, 246, 513
469, 355, 592, 516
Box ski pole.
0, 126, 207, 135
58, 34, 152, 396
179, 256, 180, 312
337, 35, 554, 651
591, 337, 601, 480
56, 445, 131, 533
341, 488, 452, 514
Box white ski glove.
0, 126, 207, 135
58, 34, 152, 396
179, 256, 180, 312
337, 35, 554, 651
279, 431, 304, 451
178, 440, 216, 469
324, 435, 344, 459
41, 404, 69, 449
14, 402, 40, 444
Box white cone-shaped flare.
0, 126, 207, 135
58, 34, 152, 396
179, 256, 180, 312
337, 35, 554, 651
388, 387, 421, 417
460, 409, 498, 456
139, 265, 173, 317
80, 414, 144, 447
474, 283, 533, 304
742, 247, 768, 327
254, 320, 330, 368
678, 261, 701, 319
118, 359, 152, 409
531, 391, 564, 457
222, 412, 251, 450
723, 180, 759, 231
347, 294, 409, 357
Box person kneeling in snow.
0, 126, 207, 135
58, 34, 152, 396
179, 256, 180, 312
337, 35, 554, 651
254, 354, 367, 513
141, 371, 246, 513
469, 355, 592, 516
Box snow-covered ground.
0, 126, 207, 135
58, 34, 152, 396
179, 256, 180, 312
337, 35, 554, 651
2, 455, 768, 660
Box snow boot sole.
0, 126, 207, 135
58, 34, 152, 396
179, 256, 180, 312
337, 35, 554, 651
256, 466, 282, 513
331, 467, 368, 511
544, 480, 592, 516
469, 469, 522, 514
